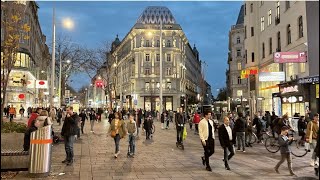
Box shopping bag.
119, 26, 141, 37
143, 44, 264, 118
183, 126, 187, 140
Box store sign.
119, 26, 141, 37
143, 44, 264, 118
241, 67, 258, 79
274, 51, 307, 63
298, 75, 319, 84
259, 72, 285, 82
36, 80, 48, 89
280, 85, 299, 94
282, 96, 303, 103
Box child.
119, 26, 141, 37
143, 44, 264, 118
127, 114, 137, 157
274, 126, 296, 176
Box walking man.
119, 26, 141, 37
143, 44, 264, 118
175, 107, 186, 146
234, 112, 247, 152
306, 113, 319, 167
219, 116, 235, 170
79, 110, 88, 134
199, 111, 215, 171
61, 106, 79, 166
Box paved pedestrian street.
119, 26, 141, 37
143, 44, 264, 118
13, 118, 318, 180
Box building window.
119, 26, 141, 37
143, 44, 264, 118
298, 16, 303, 38
262, 43, 265, 58
145, 54, 150, 61
285, 1, 290, 10
166, 54, 171, 62
237, 62, 242, 70
166, 67, 172, 75
237, 37, 240, 44
237, 90, 243, 97
245, 50, 247, 63
167, 82, 171, 89
276, 1, 280, 25
236, 49, 241, 57
156, 54, 160, 61
145, 82, 150, 90
269, 37, 272, 54
261, 17, 265, 31
277, 31, 281, 51
156, 40, 160, 47
244, 26, 247, 39
268, 9, 272, 26
287, 24, 291, 45
300, 63, 306, 73
251, 52, 255, 62
238, 76, 241, 84
251, 27, 254, 37
146, 40, 150, 47
244, 3, 247, 16
250, 3, 253, 13
145, 68, 151, 75
166, 40, 171, 47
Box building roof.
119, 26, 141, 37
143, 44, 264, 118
136, 6, 177, 24
236, 5, 244, 25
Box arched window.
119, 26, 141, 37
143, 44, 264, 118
298, 16, 303, 38
287, 24, 291, 45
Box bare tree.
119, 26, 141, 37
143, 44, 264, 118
1, 1, 31, 124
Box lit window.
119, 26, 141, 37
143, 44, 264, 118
300, 63, 306, 73
237, 62, 242, 70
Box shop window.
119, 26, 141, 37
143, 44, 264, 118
299, 63, 306, 73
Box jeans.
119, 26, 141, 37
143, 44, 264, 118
310, 139, 318, 161
176, 126, 184, 143
90, 120, 94, 131
195, 124, 199, 134
236, 132, 245, 151
166, 120, 170, 129
80, 121, 85, 134
128, 134, 136, 155
275, 153, 293, 174
114, 134, 120, 154
64, 135, 75, 162
245, 131, 252, 144
202, 138, 215, 167
146, 129, 151, 139
223, 144, 235, 168
9, 114, 14, 122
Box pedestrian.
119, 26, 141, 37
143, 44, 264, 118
4, 106, 7, 117
297, 116, 307, 145
245, 115, 253, 147
144, 115, 153, 139
199, 110, 215, 172
274, 126, 296, 176
175, 107, 186, 146
49, 107, 56, 122
108, 110, 115, 124
234, 112, 247, 152
161, 112, 165, 129
127, 113, 137, 157
57, 109, 63, 126
271, 111, 279, 137
219, 116, 235, 170
27, 107, 32, 118
228, 113, 235, 130
23, 119, 41, 151
19, 106, 25, 119
27, 108, 41, 128
36, 110, 53, 128
193, 111, 201, 135
164, 112, 170, 129
306, 113, 319, 167
89, 110, 96, 133
253, 113, 263, 143
108, 112, 127, 158
314, 129, 319, 176
9, 105, 16, 122
79, 110, 88, 134
61, 106, 79, 166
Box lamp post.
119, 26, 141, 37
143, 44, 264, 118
50, 8, 56, 108
159, 20, 163, 115
58, 58, 71, 108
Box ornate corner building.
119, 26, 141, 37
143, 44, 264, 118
105, 6, 202, 111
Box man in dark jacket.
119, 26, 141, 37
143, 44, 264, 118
79, 110, 88, 134
219, 116, 235, 170
61, 106, 79, 166
234, 112, 247, 152
175, 107, 185, 145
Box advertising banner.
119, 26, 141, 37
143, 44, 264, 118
36, 80, 48, 89
241, 67, 258, 79
274, 51, 307, 63
259, 72, 285, 82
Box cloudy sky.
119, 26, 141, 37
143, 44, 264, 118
37, 1, 243, 96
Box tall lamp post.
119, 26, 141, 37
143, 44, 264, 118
58, 58, 71, 107
159, 20, 163, 115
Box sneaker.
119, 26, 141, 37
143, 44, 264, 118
66, 160, 73, 166
243, 150, 246, 153
114, 154, 118, 158
225, 166, 231, 170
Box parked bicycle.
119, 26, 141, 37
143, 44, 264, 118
264, 130, 308, 157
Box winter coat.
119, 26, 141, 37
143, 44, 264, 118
27, 113, 39, 127
23, 125, 38, 151
61, 113, 79, 137
234, 117, 247, 132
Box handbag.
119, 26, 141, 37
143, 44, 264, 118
111, 130, 116, 138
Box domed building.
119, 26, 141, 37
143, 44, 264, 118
107, 6, 202, 112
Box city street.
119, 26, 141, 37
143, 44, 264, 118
10, 117, 318, 180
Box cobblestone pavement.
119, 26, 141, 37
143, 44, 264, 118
10, 117, 318, 180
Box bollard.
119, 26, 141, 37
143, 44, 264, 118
28, 125, 52, 177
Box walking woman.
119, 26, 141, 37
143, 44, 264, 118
108, 112, 127, 158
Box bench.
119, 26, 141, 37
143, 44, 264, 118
1, 133, 29, 171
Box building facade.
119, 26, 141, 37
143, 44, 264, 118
228, 5, 248, 111
1, 1, 50, 112
243, 1, 314, 117
107, 6, 202, 112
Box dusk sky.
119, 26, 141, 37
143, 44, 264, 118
37, 1, 243, 96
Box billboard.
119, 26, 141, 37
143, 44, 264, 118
241, 67, 258, 79
274, 51, 307, 63
259, 72, 285, 82
36, 80, 48, 89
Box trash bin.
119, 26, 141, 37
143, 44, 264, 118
29, 125, 52, 177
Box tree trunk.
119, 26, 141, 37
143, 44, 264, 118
1, 72, 10, 128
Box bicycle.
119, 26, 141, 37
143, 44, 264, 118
264, 130, 308, 157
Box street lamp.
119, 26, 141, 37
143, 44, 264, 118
50, 8, 74, 108
58, 58, 71, 107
